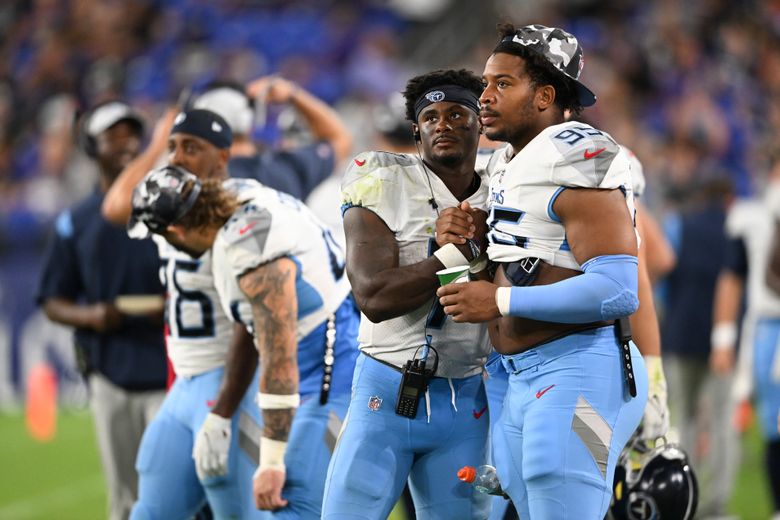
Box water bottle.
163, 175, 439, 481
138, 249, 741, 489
457, 465, 508, 498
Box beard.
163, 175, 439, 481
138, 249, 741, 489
486, 99, 537, 146
431, 150, 464, 168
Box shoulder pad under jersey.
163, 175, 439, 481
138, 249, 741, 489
341, 150, 415, 213
221, 202, 272, 246
219, 203, 278, 278
223, 177, 264, 200
547, 123, 626, 188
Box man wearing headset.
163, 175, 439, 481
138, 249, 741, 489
323, 69, 493, 519
37, 101, 167, 520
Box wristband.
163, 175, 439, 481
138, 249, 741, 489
257, 437, 287, 473
255, 392, 300, 409
203, 411, 232, 429
433, 243, 470, 268
495, 287, 511, 316
711, 322, 737, 351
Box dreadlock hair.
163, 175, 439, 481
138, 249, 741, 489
495, 23, 584, 116
176, 178, 240, 231
402, 69, 484, 123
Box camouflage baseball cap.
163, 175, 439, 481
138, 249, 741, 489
494, 24, 596, 107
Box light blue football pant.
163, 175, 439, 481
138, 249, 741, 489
754, 318, 780, 442
130, 366, 262, 520
493, 326, 647, 520
484, 355, 511, 520
322, 353, 491, 520
131, 366, 349, 520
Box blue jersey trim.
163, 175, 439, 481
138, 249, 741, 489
547, 187, 566, 223
290, 256, 323, 320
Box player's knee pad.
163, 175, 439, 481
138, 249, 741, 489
345, 446, 397, 500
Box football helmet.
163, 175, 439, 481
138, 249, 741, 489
127, 165, 201, 239
610, 437, 698, 520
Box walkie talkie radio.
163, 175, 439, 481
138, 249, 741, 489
395, 345, 438, 418
395, 358, 428, 418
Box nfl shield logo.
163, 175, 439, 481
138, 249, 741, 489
367, 396, 383, 411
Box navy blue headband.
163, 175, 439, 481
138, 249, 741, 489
413, 85, 480, 121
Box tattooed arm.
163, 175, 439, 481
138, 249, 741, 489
238, 256, 299, 510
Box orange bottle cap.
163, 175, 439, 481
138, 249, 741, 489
457, 466, 476, 483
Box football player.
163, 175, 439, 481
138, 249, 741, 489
436, 24, 649, 519
103, 109, 264, 519
323, 69, 493, 519
624, 150, 673, 443
479, 148, 674, 520
720, 160, 780, 519
130, 165, 359, 518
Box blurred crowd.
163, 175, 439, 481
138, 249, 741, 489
0, 0, 413, 250
2, 0, 780, 241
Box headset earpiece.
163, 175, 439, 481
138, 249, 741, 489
413, 127, 421, 142
77, 109, 98, 158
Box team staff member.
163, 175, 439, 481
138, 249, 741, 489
436, 25, 648, 519
324, 69, 492, 520
37, 102, 167, 520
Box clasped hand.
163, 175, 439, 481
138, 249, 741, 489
435, 202, 499, 322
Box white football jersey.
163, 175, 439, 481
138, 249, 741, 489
485, 121, 635, 270
341, 151, 491, 378
624, 146, 646, 199
726, 182, 780, 318
155, 236, 233, 377
153, 178, 265, 377
211, 184, 351, 341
